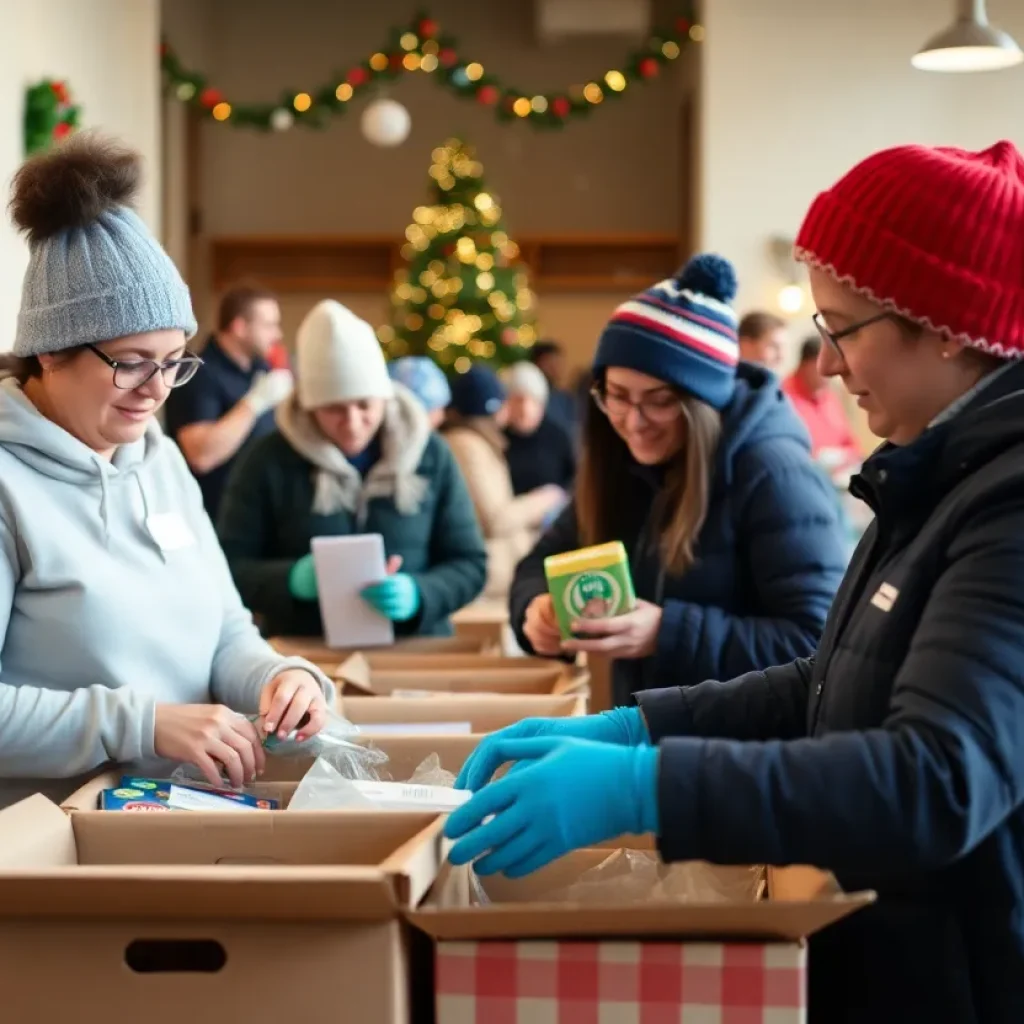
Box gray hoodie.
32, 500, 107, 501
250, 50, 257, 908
0, 379, 333, 808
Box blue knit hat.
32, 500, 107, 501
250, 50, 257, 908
449, 364, 506, 417
10, 132, 196, 357
387, 356, 452, 412
593, 253, 739, 410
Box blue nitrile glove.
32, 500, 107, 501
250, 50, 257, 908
445, 737, 659, 878
361, 573, 422, 622
289, 554, 318, 601
454, 707, 649, 792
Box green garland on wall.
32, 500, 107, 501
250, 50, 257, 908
24, 79, 81, 155
160, 8, 701, 133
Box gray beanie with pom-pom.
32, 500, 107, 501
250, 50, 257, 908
10, 131, 197, 357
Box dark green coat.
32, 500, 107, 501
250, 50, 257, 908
218, 419, 487, 639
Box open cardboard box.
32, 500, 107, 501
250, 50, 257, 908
338, 692, 585, 736
409, 845, 875, 1023
0, 794, 446, 1023
268, 633, 495, 663
336, 652, 588, 697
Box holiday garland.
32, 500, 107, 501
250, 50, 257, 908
160, 8, 701, 132
24, 79, 81, 155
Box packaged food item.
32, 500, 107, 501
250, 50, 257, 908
99, 777, 278, 812
543, 541, 637, 639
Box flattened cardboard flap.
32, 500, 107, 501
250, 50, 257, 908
408, 850, 875, 943
0, 794, 78, 868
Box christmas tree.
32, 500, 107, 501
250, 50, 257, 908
379, 138, 537, 373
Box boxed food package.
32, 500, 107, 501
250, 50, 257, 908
0, 794, 444, 1024
544, 541, 637, 639
99, 777, 279, 812
335, 652, 588, 698
409, 847, 874, 1024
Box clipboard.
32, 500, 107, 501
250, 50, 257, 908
311, 534, 395, 649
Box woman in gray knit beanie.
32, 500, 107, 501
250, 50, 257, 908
0, 133, 332, 807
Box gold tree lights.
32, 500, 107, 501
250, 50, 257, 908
379, 139, 536, 373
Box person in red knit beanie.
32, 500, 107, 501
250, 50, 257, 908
448, 141, 1024, 1024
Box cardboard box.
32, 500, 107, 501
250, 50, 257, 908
409, 852, 874, 1024
0, 794, 444, 1023
337, 652, 588, 698
338, 693, 585, 737
450, 600, 509, 652
260, 734, 484, 784
268, 633, 494, 663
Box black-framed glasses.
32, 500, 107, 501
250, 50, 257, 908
812, 311, 894, 354
590, 385, 684, 425
87, 345, 203, 391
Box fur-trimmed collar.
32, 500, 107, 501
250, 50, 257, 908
276, 382, 432, 523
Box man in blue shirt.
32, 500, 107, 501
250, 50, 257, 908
164, 283, 293, 520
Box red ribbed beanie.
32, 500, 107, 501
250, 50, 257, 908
795, 141, 1024, 358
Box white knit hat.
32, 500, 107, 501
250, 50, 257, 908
295, 300, 394, 409
501, 361, 549, 405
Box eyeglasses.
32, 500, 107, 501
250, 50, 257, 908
87, 345, 203, 390
591, 386, 683, 424
812, 311, 894, 354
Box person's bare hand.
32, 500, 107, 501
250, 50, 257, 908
259, 669, 328, 742
560, 600, 663, 660
523, 594, 563, 656
154, 704, 266, 789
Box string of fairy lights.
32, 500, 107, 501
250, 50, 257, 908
160, 9, 702, 133
380, 139, 536, 372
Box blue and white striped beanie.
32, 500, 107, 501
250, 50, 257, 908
387, 356, 452, 412
593, 253, 739, 410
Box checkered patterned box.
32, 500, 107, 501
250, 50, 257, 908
435, 938, 806, 1024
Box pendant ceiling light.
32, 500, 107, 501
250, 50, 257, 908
912, 0, 1023, 72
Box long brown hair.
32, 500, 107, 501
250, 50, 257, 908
576, 379, 722, 576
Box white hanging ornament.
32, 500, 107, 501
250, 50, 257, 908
270, 108, 294, 132
361, 97, 411, 147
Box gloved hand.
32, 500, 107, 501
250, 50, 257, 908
445, 736, 660, 878
361, 573, 421, 622
455, 707, 649, 791
288, 553, 318, 601
243, 369, 293, 416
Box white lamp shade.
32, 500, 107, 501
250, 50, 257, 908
913, 3, 1024, 72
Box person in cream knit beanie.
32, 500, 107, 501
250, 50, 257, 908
295, 300, 394, 409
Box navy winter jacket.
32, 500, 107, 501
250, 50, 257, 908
510, 363, 848, 704
638, 360, 1024, 1023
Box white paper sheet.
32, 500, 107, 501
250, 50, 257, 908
312, 534, 395, 649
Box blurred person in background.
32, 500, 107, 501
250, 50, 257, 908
508, 255, 847, 706
387, 355, 451, 429
501, 361, 575, 498
450, 140, 1024, 1024
530, 339, 576, 435
0, 134, 330, 806
784, 335, 863, 478
442, 365, 565, 597
737, 310, 787, 373
164, 282, 292, 520
219, 300, 486, 639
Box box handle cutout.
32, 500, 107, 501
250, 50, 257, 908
124, 939, 227, 974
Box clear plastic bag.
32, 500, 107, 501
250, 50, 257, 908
407, 753, 457, 788
287, 757, 375, 811
539, 849, 764, 906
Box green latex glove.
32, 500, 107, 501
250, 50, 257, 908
289, 553, 318, 601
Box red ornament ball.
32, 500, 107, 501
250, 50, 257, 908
675, 17, 691, 33
53, 122, 72, 141
551, 96, 571, 118
477, 85, 499, 106
50, 81, 70, 106
439, 48, 458, 68
418, 18, 439, 38
389, 53, 405, 71
347, 67, 368, 87
638, 57, 660, 79
501, 328, 518, 345
199, 87, 224, 109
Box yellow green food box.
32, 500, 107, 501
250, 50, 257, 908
544, 541, 637, 639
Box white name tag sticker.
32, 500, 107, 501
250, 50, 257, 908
146, 512, 197, 552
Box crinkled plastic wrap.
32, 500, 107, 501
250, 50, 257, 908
538, 849, 765, 905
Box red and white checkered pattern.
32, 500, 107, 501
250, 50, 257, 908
436, 939, 806, 1024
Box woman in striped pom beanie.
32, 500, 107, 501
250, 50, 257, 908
503, 253, 846, 705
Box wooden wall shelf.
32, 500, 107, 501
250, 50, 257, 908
210, 234, 680, 294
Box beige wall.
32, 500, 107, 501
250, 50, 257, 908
161, 0, 692, 367
0, 0, 162, 351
